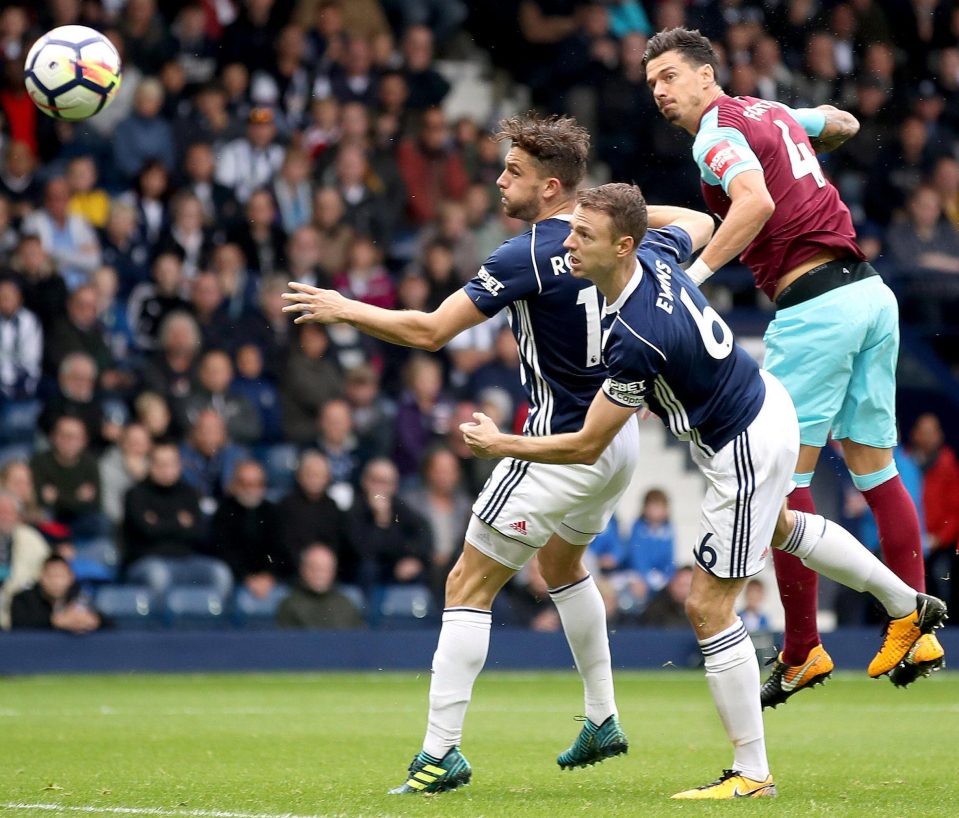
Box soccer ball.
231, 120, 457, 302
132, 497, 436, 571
24, 25, 122, 121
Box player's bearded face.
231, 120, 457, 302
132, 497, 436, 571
497, 148, 544, 222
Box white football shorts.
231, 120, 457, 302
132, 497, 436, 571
466, 415, 640, 570
690, 370, 799, 579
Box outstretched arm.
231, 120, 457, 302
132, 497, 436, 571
462, 390, 636, 465
282, 285, 486, 352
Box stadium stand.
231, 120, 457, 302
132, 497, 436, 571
1, 0, 958, 640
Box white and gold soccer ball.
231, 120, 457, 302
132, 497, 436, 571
24, 25, 122, 121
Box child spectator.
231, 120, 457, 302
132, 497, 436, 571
10, 555, 101, 633
738, 579, 770, 634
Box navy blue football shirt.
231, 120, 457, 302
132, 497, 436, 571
601, 226, 767, 455
463, 215, 606, 436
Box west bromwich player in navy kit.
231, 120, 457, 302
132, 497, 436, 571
462, 214, 639, 568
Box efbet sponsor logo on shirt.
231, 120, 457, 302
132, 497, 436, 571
704, 141, 742, 179
477, 266, 505, 296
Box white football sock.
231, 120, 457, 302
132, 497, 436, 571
549, 574, 617, 725
700, 618, 769, 781
780, 512, 915, 618
422, 607, 492, 758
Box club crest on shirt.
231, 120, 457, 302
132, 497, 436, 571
705, 140, 742, 179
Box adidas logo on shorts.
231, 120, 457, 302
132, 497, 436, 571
508, 520, 528, 535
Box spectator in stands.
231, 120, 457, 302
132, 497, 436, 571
910, 413, 959, 607
637, 565, 693, 628
179, 408, 246, 515
211, 243, 256, 321
0, 490, 50, 630
273, 147, 314, 233
220, 0, 282, 75
349, 457, 431, 591
277, 450, 352, 574
43, 284, 115, 382
866, 116, 936, 224
285, 225, 330, 292
886, 184, 959, 273
312, 397, 365, 501
212, 459, 287, 595
156, 191, 213, 279
445, 399, 495, 496
65, 156, 109, 230
737, 579, 770, 634
0, 196, 19, 258
123, 441, 231, 600
180, 349, 262, 446
400, 24, 450, 111
181, 140, 240, 231
38, 352, 117, 453
30, 415, 106, 540
229, 188, 287, 277
128, 254, 191, 353
418, 200, 479, 283
119, 0, 174, 76
0, 461, 45, 528
322, 143, 394, 241
170, 3, 218, 87
0, 140, 42, 216
123, 161, 172, 248
467, 323, 526, 416
393, 354, 454, 478
0, 276, 42, 400
113, 78, 176, 182
311, 186, 354, 278
401, 446, 470, 595
99, 200, 152, 299
8, 235, 67, 333
235, 276, 294, 377
90, 266, 135, 376
9, 554, 101, 632
232, 343, 283, 443
332, 234, 395, 309
138, 311, 202, 425
133, 391, 173, 443
343, 363, 395, 460
317, 34, 379, 106
503, 556, 561, 631
396, 106, 469, 227
21, 177, 101, 291
930, 156, 959, 230
188, 271, 233, 352
275, 543, 364, 629
280, 323, 344, 444
622, 488, 677, 599
215, 107, 286, 204
99, 423, 152, 526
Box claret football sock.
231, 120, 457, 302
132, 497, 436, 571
780, 512, 915, 618
859, 473, 926, 592
699, 618, 768, 782
422, 607, 492, 759
549, 574, 617, 725
776, 485, 820, 666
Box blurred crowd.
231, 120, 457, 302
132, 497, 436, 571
1, 0, 958, 632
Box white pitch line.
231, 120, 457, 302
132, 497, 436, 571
0, 804, 401, 818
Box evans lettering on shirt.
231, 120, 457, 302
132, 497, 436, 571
463, 216, 606, 436
601, 226, 766, 455
693, 95, 864, 300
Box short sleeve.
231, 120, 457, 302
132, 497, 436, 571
462, 237, 539, 317
641, 226, 694, 265
779, 104, 826, 138
693, 124, 763, 195
600, 321, 659, 409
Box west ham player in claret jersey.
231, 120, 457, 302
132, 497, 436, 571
462, 183, 945, 800
643, 27, 942, 703
283, 114, 641, 795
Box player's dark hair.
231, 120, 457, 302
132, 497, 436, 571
576, 183, 648, 247
644, 27, 719, 75
494, 113, 589, 190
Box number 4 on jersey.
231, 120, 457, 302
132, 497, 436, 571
774, 119, 825, 188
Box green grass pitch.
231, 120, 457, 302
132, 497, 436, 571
1, 670, 956, 818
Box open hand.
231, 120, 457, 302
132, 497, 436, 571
460, 412, 502, 459
281, 282, 349, 324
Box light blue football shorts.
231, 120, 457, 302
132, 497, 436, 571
762, 275, 900, 449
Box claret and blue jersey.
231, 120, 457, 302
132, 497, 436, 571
600, 225, 766, 456
463, 216, 607, 436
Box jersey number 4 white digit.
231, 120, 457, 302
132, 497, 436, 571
774, 119, 826, 188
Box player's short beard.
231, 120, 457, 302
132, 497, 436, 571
504, 193, 540, 223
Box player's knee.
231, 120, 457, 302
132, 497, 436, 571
773, 506, 794, 548
536, 551, 584, 588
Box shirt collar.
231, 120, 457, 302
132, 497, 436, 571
604, 259, 643, 315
